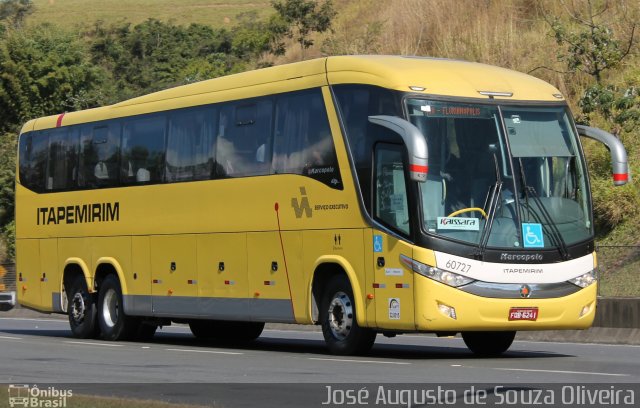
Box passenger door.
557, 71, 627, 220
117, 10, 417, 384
372, 144, 415, 330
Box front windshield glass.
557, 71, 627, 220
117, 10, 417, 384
406, 99, 592, 250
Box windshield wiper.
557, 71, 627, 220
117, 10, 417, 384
475, 150, 502, 260
517, 159, 570, 260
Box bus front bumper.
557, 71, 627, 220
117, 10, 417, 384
414, 275, 597, 332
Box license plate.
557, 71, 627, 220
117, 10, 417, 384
508, 307, 538, 321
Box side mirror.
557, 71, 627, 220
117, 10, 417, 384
368, 115, 428, 182
576, 125, 629, 186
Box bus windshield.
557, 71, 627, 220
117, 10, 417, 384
406, 99, 592, 250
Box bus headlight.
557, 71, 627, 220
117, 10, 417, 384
568, 269, 597, 288
406, 257, 475, 287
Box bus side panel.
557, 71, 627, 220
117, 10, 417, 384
150, 235, 197, 316
303, 229, 369, 327
279, 231, 305, 323
248, 231, 295, 322
39, 238, 59, 312
197, 232, 249, 319
16, 239, 41, 309
129, 236, 152, 315
371, 233, 415, 331
92, 236, 132, 293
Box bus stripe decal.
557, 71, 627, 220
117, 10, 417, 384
56, 112, 65, 128
409, 164, 428, 173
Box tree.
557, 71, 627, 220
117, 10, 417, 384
544, 0, 638, 130
0, 0, 33, 29
542, 1, 639, 232
270, 0, 336, 59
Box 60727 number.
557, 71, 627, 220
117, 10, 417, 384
445, 259, 471, 273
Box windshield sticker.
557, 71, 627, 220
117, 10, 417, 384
420, 105, 432, 112
511, 115, 521, 124
437, 217, 480, 231
390, 194, 404, 211
522, 223, 544, 248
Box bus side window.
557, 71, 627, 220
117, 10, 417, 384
374, 144, 410, 236
217, 100, 273, 177
79, 123, 121, 188
121, 115, 166, 185
166, 107, 216, 182
273, 89, 342, 189
45, 127, 77, 191
18, 131, 49, 192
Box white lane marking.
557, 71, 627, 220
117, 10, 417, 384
308, 357, 410, 365
64, 341, 124, 348
489, 367, 629, 377
514, 339, 640, 348
0, 335, 22, 340
166, 348, 243, 355
0, 317, 67, 323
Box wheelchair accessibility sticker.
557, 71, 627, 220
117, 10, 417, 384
373, 235, 383, 253
522, 223, 544, 248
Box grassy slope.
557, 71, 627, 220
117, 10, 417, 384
30, 0, 270, 27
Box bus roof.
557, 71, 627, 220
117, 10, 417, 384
24, 55, 564, 133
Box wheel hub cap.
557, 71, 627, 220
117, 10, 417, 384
71, 293, 85, 323
328, 291, 353, 340
102, 288, 119, 328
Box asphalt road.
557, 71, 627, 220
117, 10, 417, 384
1, 316, 639, 407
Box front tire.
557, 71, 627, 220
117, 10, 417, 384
462, 331, 516, 356
97, 274, 138, 341
320, 275, 376, 355
67, 275, 98, 339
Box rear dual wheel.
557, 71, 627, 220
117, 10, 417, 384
98, 274, 156, 341
67, 275, 99, 339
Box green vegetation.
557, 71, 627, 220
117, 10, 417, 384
0, 0, 638, 295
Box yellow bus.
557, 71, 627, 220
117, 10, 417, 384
15, 56, 628, 356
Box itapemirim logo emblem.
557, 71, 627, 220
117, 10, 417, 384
291, 186, 313, 218
7, 384, 72, 407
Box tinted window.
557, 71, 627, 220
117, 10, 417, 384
19, 131, 49, 192
333, 85, 402, 206
45, 127, 78, 191
166, 108, 217, 182
79, 123, 121, 188
217, 100, 272, 177
273, 89, 342, 189
121, 116, 166, 184
375, 144, 410, 235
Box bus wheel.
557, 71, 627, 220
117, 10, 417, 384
320, 275, 376, 355
219, 321, 264, 342
462, 331, 516, 356
136, 322, 158, 341
97, 274, 138, 341
67, 275, 98, 339
189, 320, 216, 339
189, 320, 264, 342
